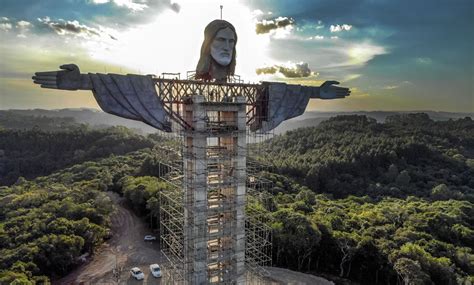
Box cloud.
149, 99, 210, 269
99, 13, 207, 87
416, 57, 432, 64
255, 16, 295, 34
306, 35, 324, 40
169, 2, 180, 13
252, 9, 264, 17
279, 63, 312, 77
256, 62, 314, 78
38, 17, 100, 37
16, 20, 32, 28
347, 43, 387, 65
382, 81, 413, 90
266, 36, 389, 86
15, 20, 32, 37
256, 66, 278, 75
1, 16, 118, 41
0, 23, 12, 31
349, 87, 370, 98
89, 0, 148, 11
1, 19, 38, 33
36, 17, 119, 41
297, 20, 324, 33
315, 20, 324, 29
342, 74, 362, 82
330, 24, 352, 33
89, 0, 179, 13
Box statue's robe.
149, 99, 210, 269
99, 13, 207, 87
258, 82, 317, 132
89, 74, 171, 132
88, 74, 320, 132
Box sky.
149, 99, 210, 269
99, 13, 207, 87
0, 0, 473, 112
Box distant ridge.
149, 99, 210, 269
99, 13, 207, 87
1, 108, 157, 134
1, 108, 472, 135
274, 110, 473, 134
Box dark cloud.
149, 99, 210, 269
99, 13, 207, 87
1, 0, 181, 34
256, 66, 278, 75
256, 62, 312, 78
170, 2, 180, 13
255, 16, 294, 34
38, 17, 103, 38
0, 16, 118, 41
280, 63, 311, 77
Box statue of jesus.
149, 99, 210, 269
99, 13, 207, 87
32, 19, 350, 132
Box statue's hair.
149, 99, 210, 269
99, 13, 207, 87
195, 20, 237, 81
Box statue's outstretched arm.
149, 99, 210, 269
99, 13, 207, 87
32, 64, 92, 90
31, 63, 171, 132
310, 80, 351, 99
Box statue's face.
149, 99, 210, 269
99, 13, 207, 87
210, 27, 235, 66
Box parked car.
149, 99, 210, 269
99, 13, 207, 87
144, 235, 157, 241
149, 263, 162, 278
130, 267, 145, 280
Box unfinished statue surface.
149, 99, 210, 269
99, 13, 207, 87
32, 19, 350, 132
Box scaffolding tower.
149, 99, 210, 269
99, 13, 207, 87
157, 76, 273, 284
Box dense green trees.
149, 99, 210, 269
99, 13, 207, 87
271, 208, 321, 271
0, 126, 157, 186
0, 121, 177, 282
0, 124, 166, 282
120, 175, 171, 214
260, 186, 474, 283
1, 113, 473, 284
259, 115, 474, 201
255, 114, 474, 284
0, 111, 78, 131
0, 179, 112, 281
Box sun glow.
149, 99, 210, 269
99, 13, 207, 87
348, 43, 387, 65
87, 0, 271, 81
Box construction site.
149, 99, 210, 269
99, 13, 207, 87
29, 15, 349, 284
154, 74, 273, 284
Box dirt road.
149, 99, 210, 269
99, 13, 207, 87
264, 267, 334, 285
54, 193, 164, 285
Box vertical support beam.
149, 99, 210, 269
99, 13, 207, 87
234, 96, 247, 284
183, 95, 208, 285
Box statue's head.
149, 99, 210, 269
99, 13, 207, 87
196, 20, 237, 81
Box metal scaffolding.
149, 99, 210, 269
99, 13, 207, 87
154, 76, 268, 133
159, 151, 274, 284
155, 74, 273, 284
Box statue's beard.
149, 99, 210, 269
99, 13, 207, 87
211, 52, 232, 66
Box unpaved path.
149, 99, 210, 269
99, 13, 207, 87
54, 192, 163, 285
264, 267, 334, 285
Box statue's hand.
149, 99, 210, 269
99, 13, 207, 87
319, 80, 351, 99
32, 64, 82, 90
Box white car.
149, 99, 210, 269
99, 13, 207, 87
144, 235, 157, 241
130, 267, 145, 280
149, 263, 162, 278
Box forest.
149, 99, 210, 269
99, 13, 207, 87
257, 114, 474, 284
0, 113, 473, 284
